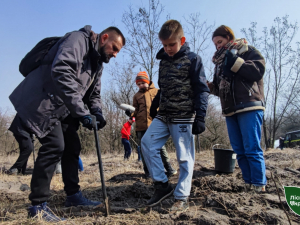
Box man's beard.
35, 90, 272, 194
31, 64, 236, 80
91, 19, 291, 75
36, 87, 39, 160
99, 45, 113, 63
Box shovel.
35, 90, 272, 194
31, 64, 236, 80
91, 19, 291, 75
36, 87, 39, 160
91, 115, 111, 216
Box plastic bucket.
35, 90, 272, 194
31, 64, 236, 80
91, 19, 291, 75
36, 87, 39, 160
213, 148, 237, 173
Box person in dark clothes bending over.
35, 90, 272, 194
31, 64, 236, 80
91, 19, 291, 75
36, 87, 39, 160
9, 25, 125, 222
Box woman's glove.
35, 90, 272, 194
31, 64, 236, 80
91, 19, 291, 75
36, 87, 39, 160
222, 50, 238, 79
224, 50, 238, 68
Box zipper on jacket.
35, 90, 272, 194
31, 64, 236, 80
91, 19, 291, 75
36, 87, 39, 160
241, 81, 251, 96
241, 81, 265, 106
241, 81, 255, 96
231, 77, 237, 106
246, 82, 256, 94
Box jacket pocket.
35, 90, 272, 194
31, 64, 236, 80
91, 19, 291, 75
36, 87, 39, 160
47, 93, 64, 106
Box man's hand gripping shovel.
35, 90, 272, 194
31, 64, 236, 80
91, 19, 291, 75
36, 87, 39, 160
91, 115, 111, 216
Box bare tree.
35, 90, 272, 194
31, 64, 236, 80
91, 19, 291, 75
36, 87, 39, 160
122, 0, 164, 80
183, 12, 215, 56
241, 22, 262, 49
200, 101, 231, 150
108, 61, 138, 106
101, 94, 125, 154
263, 16, 300, 147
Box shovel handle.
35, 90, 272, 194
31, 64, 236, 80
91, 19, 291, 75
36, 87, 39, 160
91, 115, 110, 216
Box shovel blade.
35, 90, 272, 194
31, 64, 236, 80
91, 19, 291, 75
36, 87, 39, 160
105, 197, 111, 216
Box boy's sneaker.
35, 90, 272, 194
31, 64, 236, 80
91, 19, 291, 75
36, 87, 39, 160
65, 191, 101, 207
28, 202, 66, 223
146, 182, 174, 207
170, 199, 189, 212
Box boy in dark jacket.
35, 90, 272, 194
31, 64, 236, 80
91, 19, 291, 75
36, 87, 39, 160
141, 20, 209, 211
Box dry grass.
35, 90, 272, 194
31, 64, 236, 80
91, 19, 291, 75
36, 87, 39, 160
1, 148, 299, 224
0, 150, 215, 224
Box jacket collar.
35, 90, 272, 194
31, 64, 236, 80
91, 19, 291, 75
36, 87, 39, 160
138, 81, 156, 93
156, 42, 190, 60
78, 25, 102, 63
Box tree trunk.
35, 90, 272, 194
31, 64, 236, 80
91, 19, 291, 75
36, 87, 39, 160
263, 115, 269, 149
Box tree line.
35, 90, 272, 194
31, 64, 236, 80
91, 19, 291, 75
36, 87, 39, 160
0, 0, 299, 156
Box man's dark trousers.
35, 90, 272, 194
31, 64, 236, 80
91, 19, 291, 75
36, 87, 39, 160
11, 133, 33, 174
9, 114, 34, 174
29, 116, 81, 205
122, 138, 131, 159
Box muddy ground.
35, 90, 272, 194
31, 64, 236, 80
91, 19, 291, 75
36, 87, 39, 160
0, 148, 300, 224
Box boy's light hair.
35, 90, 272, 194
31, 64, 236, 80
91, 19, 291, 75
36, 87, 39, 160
159, 20, 184, 40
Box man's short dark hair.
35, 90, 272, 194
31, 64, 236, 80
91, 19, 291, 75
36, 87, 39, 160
100, 26, 126, 46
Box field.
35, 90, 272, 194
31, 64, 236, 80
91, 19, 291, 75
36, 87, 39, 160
1, 148, 300, 224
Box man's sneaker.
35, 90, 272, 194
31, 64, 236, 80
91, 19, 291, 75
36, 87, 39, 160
166, 169, 177, 178
146, 182, 174, 207
65, 191, 102, 207
170, 199, 189, 212
7, 168, 19, 175
252, 185, 266, 193
28, 202, 66, 223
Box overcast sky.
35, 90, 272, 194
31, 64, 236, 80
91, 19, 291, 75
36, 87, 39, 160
0, 0, 299, 112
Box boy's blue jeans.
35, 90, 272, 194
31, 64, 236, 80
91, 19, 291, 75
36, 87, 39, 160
141, 118, 195, 200
226, 110, 267, 186
122, 138, 132, 159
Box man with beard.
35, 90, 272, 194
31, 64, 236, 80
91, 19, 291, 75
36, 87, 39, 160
9, 25, 125, 222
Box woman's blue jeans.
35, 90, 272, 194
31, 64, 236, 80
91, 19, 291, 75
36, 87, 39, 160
226, 110, 267, 186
